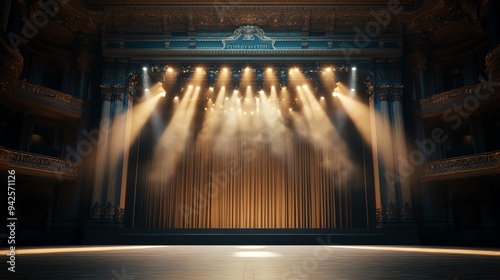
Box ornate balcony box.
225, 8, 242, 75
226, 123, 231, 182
0, 146, 79, 181
424, 151, 500, 180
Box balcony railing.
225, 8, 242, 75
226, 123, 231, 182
17, 80, 83, 110
424, 151, 500, 177
0, 146, 78, 178
420, 83, 485, 109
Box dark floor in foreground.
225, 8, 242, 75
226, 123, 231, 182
4, 245, 500, 279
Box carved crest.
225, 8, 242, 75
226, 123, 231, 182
222, 26, 275, 50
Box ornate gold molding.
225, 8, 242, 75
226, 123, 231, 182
17, 81, 83, 109
0, 38, 24, 95
424, 151, 500, 177
0, 146, 78, 178
376, 84, 403, 101
101, 84, 127, 102
419, 81, 498, 111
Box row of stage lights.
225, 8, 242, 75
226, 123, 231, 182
141, 65, 358, 97
143, 66, 357, 74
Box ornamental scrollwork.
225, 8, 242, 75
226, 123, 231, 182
424, 151, 500, 177
17, 81, 83, 109
0, 146, 78, 177
400, 202, 414, 220
385, 202, 398, 220
89, 201, 125, 222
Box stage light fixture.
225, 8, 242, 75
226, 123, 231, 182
188, 85, 193, 88
245, 67, 250, 72
320, 96, 325, 100
332, 92, 339, 97
351, 88, 355, 91
209, 86, 214, 91
267, 67, 273, 72
223, 67, 228, 72
326, 67, 332, 72
167, 67, 174, 73
142, 67, 147, 71
352, 67, 357, 71
196, 67, 202, 72
160, 91, 166, 97
145, 88, 149, 92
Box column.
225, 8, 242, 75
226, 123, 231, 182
90, 86, 112, 219
391, 86, 413, 220
104, 85, 126, 220
377, 85, 397, 221
365, 75, 383, 223
75, 33, 97, 100
408, 32, 431, 99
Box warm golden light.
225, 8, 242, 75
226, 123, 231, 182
167, 67, 173, 73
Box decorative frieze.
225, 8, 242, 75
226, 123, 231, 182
364, 75, 374, 101
419, 81, 498, 110
0, 146, 78, 177
400, 202, 414, 220
17, 81, 83, 109
100, 84, 126, 102
385, 202, 398, 220
424, 151, 500, 177
0, 38, 24, 95
376, 84, 403, 101
89, 201, 125, 222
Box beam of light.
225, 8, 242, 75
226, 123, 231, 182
331, 246, 500, 257
104, 84, 163, 191
335, 82, 395, 173
151, 85, 201, 183
197, 87, 227, 147
6, 246, 166, 255
291, 84, 353, 174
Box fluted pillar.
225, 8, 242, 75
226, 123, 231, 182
391, 86, 413, 220
91, 86, 112, 218
75, 33, 96, 100
408, 32, 431, 99
365, 76, 383, 223
105, 86, 126, 212
376, 85, 397, 220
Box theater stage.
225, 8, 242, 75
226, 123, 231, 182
7, 245, 500, 279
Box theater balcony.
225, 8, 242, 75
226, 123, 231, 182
424, 151, 500, 181
1, 80, 86, 120
419, 81, 500, 120
0, 146, 79, 181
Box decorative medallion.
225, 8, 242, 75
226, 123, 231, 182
222, 26, 275, 50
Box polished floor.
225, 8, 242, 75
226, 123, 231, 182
5, 245, 500, 279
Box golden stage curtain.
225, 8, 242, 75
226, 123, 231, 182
133, 109, 368, 229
